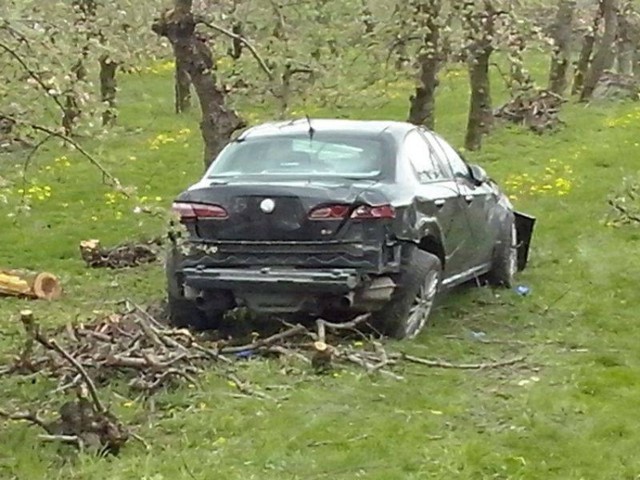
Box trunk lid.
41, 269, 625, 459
176, 178, 388, 242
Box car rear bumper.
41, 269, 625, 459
177, 239, 402, 274
181, 266, 362, 294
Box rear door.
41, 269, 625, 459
428, 133, 496, 268
403, 129, 468, 277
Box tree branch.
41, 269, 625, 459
198, 20, 274, 81
0, 40, 67, 116
3, 114, 122, 190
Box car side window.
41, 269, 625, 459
431, 134, 470, 179
404, 130, 445, 183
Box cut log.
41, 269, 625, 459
0, 269, 62, 300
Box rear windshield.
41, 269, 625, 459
206, 134, 386, 179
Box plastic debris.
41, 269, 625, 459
235, 350, 254, 359
470, 331, 487, 341
515, 285, 531, 296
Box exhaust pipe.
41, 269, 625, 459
338, 292, 355, 309
195, 294, 206, 307
194, 290, 236, 311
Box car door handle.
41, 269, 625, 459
434, 199, 446, 208
464, 195, 473, 204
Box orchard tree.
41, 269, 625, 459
572, 2, 604, 95
580, 0, 619, 101
152, 0, 245, 167
548, 0, 576, 96
407, 0, 442, 129
458, 0, 503, 151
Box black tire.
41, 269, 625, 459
487, 212, 518, 288
165, 250, 222, 331
371, 247, 442, 340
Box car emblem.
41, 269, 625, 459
260, 198, 275, 214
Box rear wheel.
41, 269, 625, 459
487, 213, 518, 288
372, 247, 441, 340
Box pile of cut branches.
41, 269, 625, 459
495, 89, 566, 134
592, 72, 640, 101
79, 237, 163, 269
0, 311, 130, 454
1, 303, 527, 454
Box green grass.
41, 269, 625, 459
2, 57, 640, 479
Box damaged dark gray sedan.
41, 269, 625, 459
166, 119, 535, 339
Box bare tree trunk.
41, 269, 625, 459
634, 49, 640, 78
408, 0, 441, 130
548, 0, 576, 96
616, 1, 634, 75
463, 0, 496, 152
572, 2, 605, 95
581, 0, 619, 101
100, 56, 118, 126
62, 58, 87, 135
174, 57, 192, 113
153, 0, 244, 168
465, 51, 493, 151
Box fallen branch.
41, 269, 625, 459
226, 372, 273, 400
0, 408, 52, 433
220, 323, 308, 354
38, 434, 81, 445
400, 353, 526, 370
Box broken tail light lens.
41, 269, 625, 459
172, 202, 229, 221
308, 204, 395, 220
351, 205, 396, 219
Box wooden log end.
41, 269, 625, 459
313, 341, 328, 352
32, 273, 62, 300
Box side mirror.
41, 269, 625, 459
469, 164, 488, 185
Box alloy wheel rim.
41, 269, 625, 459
405, 271, 439, 338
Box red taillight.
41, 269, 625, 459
172, 202, 228, 220
308, 204, 395, 220
351, 205, 396, 219
308, 204, 350, 220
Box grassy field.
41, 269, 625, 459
1, 58, 640, 479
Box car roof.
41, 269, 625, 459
236, 118, 416, 141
